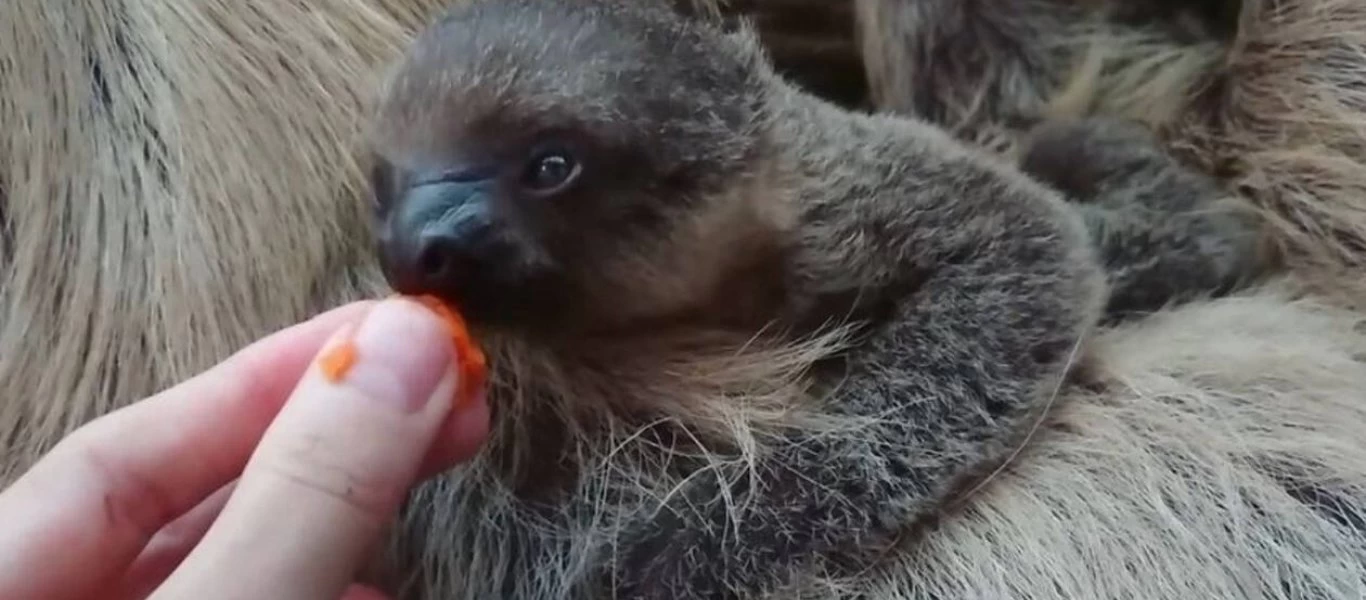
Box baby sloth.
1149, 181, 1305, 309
366, 0, 1267, 597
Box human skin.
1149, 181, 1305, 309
0, 298, 491, 600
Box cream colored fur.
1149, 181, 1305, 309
0, 0, 440, 476
815, 280, 1366, 599
2, 1, 1366, 599
1053, 0, 1366, 285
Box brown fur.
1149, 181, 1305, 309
2, 1, 1366, 599
850, 0, 1366, 287
1165, 0, 1366, 289
676, 0, 873, 110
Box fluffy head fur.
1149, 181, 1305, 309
368, 0, 784, 335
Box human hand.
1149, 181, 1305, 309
0, 297, 491, 600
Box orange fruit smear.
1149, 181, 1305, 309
318, 339, 359, 382
406, 294, 488, 408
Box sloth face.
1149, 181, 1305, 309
367, 0, 769, 333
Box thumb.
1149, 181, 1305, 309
150, 298, 473, 600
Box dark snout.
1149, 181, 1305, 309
377, 175, 504, 298
374, 167, 569, 328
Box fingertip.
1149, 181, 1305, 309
312, 298, 460, 416
447, 389, 491, 462
245, 300, 378, 361
341, 583, 393, 600
418, 390, 491, 479
212, 300, 381, 410
360, 295, 489, 478
308, 300, 381, 324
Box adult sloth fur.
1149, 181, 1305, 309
0, 1, 1364, 600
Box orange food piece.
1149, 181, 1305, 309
318, 339, 359, 382
407, 294, 488, 408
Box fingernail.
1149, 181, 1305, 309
325, 299, 457, 413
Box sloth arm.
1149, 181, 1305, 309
608, 116, 1106, 599
853, 1, 1269, 316
1018, 116, 1271, 320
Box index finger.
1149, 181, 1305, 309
0, 301, 376, 600
150, 298, 471, 600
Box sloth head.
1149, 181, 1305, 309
365, 0, 784, 337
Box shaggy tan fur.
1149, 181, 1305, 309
1051, 0, 1366, 286
814, 280, 1366, 598
3, 0, 1366, 599
0, 0, 442, 476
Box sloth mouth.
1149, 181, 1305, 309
411, 267, 574, 333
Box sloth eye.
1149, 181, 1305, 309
520, 146, 580, 193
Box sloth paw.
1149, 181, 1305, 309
1017, 115, 1171, 203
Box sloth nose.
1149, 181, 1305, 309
378, 179, 498, 296
406, 231, 472, 288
